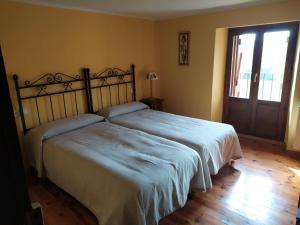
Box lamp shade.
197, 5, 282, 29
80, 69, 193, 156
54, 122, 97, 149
147, 72, 158, 80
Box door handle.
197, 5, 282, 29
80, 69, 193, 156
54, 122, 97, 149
254, 73, 259, 83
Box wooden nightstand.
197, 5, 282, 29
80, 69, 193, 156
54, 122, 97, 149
140, 97, 164, 111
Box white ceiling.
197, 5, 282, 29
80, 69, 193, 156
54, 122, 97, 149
12, 0, 284, 20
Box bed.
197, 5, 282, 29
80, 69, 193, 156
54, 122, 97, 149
82, 65, 242, 176
13, 70, 210, 225
25, 114, 209, 225
99, 102, 243, 175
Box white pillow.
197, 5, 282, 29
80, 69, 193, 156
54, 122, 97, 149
98, 102, 149, 118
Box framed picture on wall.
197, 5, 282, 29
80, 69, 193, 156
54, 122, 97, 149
178, 31, 190, 65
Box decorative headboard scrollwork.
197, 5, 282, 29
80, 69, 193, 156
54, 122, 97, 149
83, 64, 136, 113
13, 64, 137, 134
13, 72, 90, 134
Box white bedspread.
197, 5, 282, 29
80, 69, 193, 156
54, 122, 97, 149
40, 122, 209, 225
110, 109, 243, 175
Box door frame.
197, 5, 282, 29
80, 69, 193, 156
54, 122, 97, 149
0, 46, 32, 225
222, 21, 299, 141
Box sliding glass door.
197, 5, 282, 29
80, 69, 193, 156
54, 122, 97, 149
223, 22, 299, 141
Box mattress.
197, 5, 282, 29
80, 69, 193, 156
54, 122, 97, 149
109, 109, 243, 175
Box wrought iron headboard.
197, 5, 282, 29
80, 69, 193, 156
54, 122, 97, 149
13, 71, 90, 134
83, 64, 136, 113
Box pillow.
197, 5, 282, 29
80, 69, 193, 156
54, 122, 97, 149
98, 101, 149, 118
25, 114, 104, 177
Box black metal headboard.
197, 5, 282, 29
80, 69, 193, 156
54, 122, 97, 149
83, 64, 136, 113
13, 72, 90, 134
13, 64, 136, 133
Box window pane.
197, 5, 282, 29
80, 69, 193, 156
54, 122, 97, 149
258, 31, 290, 102
229, 33, 256, 99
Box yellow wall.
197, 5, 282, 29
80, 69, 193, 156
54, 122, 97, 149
287, 37, 300, 150
0, 1, 161, 166
0, 1, 160, 121
1, 0, 300, 151
157, 0, 300, 150
211, 28, 228, 122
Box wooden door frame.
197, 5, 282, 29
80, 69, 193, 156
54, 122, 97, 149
223, 21, 299, 141
0, 46, 31, 224
276, 22, 299, 140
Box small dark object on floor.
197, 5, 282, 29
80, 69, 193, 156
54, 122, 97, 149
297, 195, 300, 225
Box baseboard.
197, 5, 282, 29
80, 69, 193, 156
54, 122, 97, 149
238, 133, 286, 149
238, 133, 300, 161
286, 150, 300, 161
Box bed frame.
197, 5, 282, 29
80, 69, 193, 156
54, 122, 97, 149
83, 64, 136, 113
13, 64, 136, 134
13, 72, 89, 134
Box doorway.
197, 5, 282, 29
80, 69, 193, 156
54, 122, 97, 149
223, 22, 299, 141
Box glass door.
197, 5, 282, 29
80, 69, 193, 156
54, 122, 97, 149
229, 33, 256, 99
257, 31, 290, 102
223, 22, 299, 141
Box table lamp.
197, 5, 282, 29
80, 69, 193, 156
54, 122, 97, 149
147, 72, 158, 97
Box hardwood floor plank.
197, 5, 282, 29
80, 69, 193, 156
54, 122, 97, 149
28, 140, 300, 225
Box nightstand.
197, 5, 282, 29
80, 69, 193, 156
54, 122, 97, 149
140, 97, 164, 111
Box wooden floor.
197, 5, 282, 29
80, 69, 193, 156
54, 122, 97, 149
29, 139, 300, 225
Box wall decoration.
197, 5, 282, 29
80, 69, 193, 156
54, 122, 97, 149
178, 32, 190, 65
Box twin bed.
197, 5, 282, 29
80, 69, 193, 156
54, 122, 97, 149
102, 102, 242, 176
25, 114, 206, 225
13, 65, 242, 225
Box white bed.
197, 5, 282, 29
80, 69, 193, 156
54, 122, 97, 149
25, 114, 210, 225
100, 102, 243, 175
